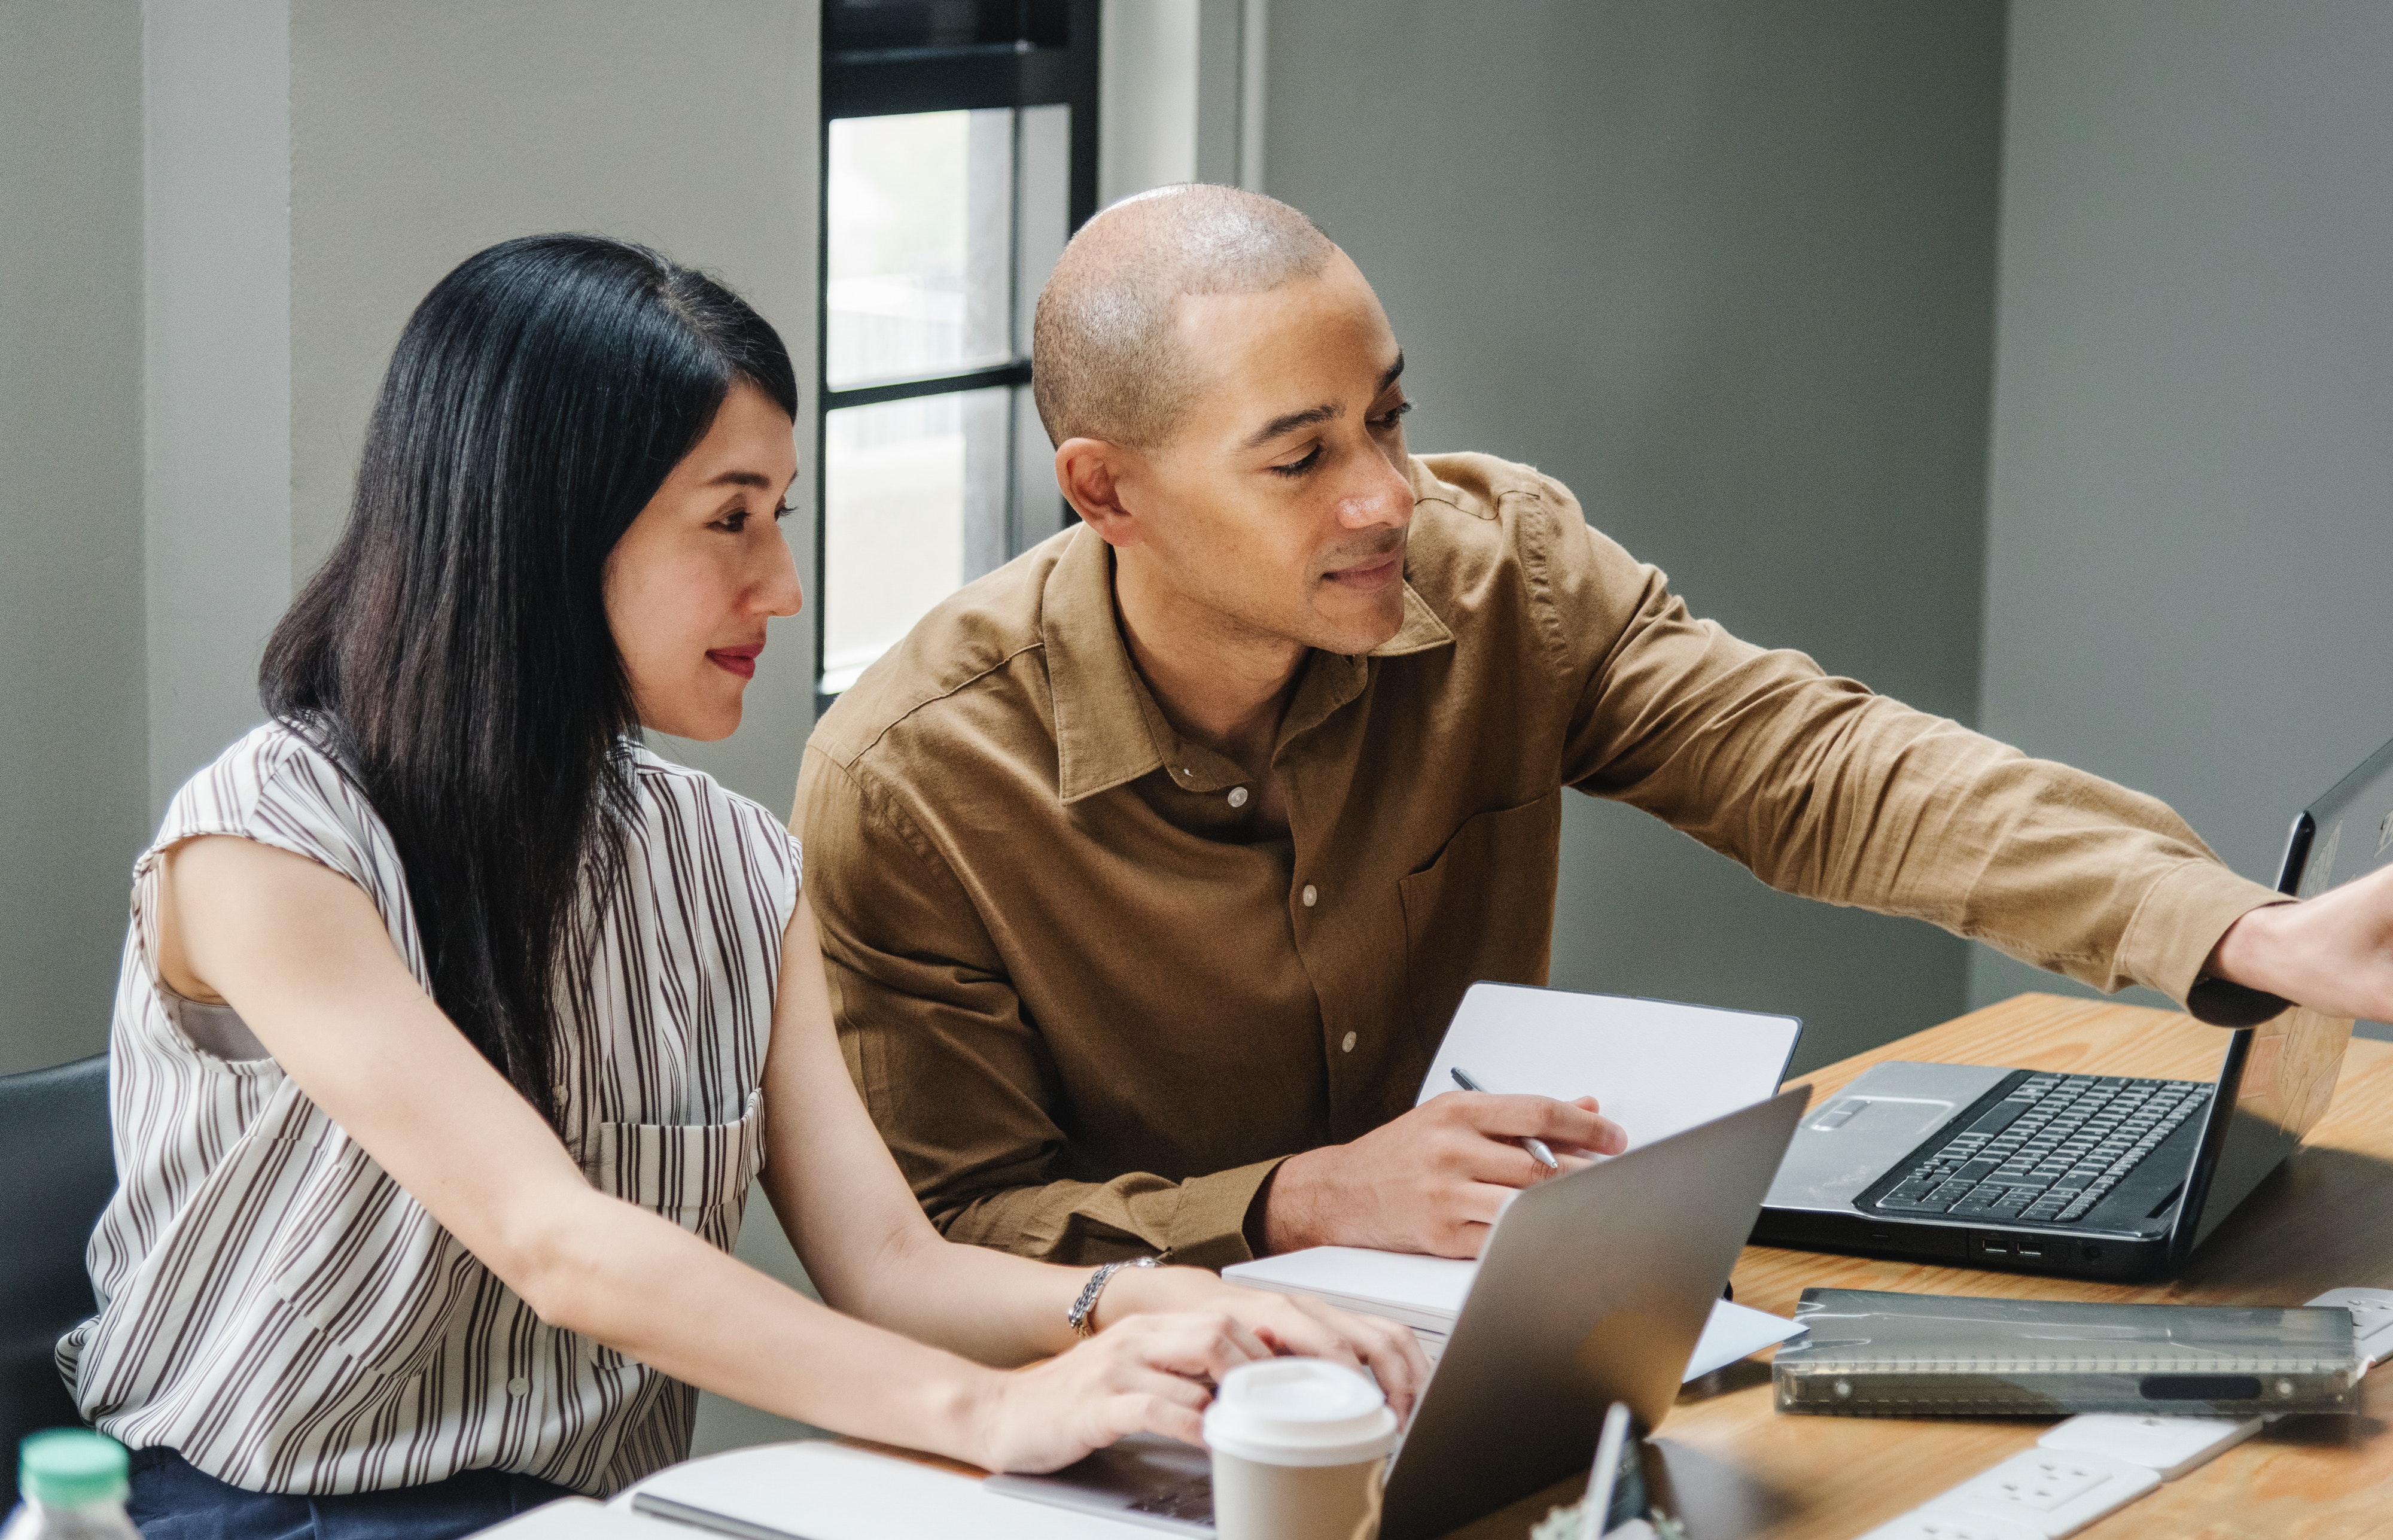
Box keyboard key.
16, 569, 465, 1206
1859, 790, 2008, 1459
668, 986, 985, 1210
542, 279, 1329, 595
1962, 1100, 2033, 1139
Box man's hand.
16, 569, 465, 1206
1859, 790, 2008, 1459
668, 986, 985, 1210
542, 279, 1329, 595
1259, 1092, 1627, 1258
2209, 864, 2393, 1022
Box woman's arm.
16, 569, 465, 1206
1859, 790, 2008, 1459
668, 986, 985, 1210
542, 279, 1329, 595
756, 888, 1428, 1401
159, 834, 1277, 1471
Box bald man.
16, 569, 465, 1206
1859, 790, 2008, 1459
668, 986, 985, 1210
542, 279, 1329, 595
795, 185, 2393, 1268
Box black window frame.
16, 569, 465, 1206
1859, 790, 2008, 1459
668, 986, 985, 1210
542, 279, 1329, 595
814, 0, 1102, 715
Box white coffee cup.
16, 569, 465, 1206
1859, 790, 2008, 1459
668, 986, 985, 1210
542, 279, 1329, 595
1204, 1359, 1401, 1540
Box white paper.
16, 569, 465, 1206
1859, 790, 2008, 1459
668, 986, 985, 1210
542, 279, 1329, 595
480, 1498, 684, 1537
1683, 1299, 1804, 1380
1224, 1245, 1474, 1319
1416, 984, 1800, 1150
1224, 1246, 1800, 1381
617, 1441, 1153, 1538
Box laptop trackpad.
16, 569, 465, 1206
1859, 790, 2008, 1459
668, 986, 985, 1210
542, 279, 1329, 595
1766, 1063, 2011, 1207
984, 1434, 1217, 1535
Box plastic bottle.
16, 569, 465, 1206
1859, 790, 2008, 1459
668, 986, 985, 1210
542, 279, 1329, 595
2, 1431, 142, 1539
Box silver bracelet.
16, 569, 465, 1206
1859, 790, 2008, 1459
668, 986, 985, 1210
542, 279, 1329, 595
1067, 1256, 1158, 1338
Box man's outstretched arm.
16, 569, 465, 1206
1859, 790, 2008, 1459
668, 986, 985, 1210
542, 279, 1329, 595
1526, 471, 2359, 1021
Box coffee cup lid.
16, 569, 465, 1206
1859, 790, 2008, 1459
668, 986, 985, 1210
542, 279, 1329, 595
1203, 1360, 1399, 1468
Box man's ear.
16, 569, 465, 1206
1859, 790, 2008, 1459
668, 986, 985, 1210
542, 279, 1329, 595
1056, 437, 1145, 547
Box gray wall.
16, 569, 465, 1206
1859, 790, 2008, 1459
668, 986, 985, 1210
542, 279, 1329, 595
0, 0, 149, 1075
1971, 1, 2393, 1016
146, 0, 293, 818
289, 0, 822, 815
1266, 1, 2008, 1073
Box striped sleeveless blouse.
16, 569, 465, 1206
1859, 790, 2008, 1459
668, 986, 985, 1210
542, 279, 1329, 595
59, 722, 802, 1497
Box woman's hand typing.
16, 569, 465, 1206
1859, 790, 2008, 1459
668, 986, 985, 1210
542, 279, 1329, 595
1098, 1265, 1427, 1417
964, 1267, 1426, 1473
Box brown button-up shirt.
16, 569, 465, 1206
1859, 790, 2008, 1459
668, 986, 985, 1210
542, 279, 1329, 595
794, 453, 2281, 1268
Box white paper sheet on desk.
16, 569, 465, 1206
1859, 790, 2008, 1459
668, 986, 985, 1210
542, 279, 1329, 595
1221, 1246, 1801, 1380
619, 1440, 1155, 1538
1416, 983, 1801, 1150
479, 1498, 684, 1536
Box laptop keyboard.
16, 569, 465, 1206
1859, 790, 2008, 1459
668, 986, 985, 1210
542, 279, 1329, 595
1873, 1073, 2211, 1225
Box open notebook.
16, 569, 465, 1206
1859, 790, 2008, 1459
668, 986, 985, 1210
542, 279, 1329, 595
1415, 983, 1801, 1147
1223, 1246, 1800, 1376
1219, 985, 1807, 1374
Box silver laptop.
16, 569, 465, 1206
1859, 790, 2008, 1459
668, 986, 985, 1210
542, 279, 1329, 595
984, 1088, 1807, 1540
1755, 733, 2392, 1282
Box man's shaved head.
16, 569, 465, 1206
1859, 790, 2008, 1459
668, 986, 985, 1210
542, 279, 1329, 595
1033, 184, 1336, 449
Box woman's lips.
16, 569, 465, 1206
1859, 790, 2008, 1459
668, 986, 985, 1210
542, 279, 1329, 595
707, 644, 763, 680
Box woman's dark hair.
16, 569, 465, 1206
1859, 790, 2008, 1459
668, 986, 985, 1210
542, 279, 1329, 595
262, 234, 797, 1127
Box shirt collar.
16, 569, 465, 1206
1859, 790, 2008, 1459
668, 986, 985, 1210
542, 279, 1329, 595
1044, 528, 1165, 805
1040, 512, 1456, 806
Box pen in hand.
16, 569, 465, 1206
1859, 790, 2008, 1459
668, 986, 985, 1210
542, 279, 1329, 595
1450, 1066, 1561, 1169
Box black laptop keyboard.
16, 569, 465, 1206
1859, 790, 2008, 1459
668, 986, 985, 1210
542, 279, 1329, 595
1873, 1073, 2211, 1225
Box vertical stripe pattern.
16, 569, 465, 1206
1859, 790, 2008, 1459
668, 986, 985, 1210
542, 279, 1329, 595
59, 723, 800, 1497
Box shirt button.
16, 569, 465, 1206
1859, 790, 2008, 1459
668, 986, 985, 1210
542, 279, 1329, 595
1228, 786, 1249, 809
1302, 884, 1319, 908
506, 1376, 531, 1398
1341, 1031, 1357, 1053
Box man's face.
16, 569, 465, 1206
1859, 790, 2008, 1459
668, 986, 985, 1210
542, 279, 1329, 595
1113, 250, 1415, 655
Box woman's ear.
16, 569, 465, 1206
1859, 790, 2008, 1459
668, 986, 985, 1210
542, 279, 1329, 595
1055, 438, 1144, 547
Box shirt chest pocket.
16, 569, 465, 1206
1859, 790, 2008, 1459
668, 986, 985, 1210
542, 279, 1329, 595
581, 1088, 767, 1251
1396, 791, 1564, 1039
576, 1091, 767, 1375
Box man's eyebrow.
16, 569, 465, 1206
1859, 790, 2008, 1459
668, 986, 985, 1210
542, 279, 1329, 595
1243, 402, 1339, 451
1240, 352, 1408, 453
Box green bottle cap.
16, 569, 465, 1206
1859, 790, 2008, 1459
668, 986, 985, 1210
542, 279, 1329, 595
18, 1429, 129, 1507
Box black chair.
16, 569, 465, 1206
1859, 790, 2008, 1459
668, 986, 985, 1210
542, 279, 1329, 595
0, 1054, 114, 1496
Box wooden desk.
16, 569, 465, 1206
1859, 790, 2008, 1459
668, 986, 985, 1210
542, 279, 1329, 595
1446, 993, 2393, 1540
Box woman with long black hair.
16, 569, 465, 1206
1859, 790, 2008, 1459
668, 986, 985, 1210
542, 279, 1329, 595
62, 234, 1421, 1538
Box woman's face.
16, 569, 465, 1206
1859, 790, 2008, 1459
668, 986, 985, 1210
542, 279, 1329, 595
605, 379, 804, 741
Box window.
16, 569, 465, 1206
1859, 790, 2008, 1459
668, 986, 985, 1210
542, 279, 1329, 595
816, 0, 1100, 707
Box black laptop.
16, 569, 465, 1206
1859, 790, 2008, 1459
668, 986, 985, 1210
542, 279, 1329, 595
1755, 734, 2392, 1282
